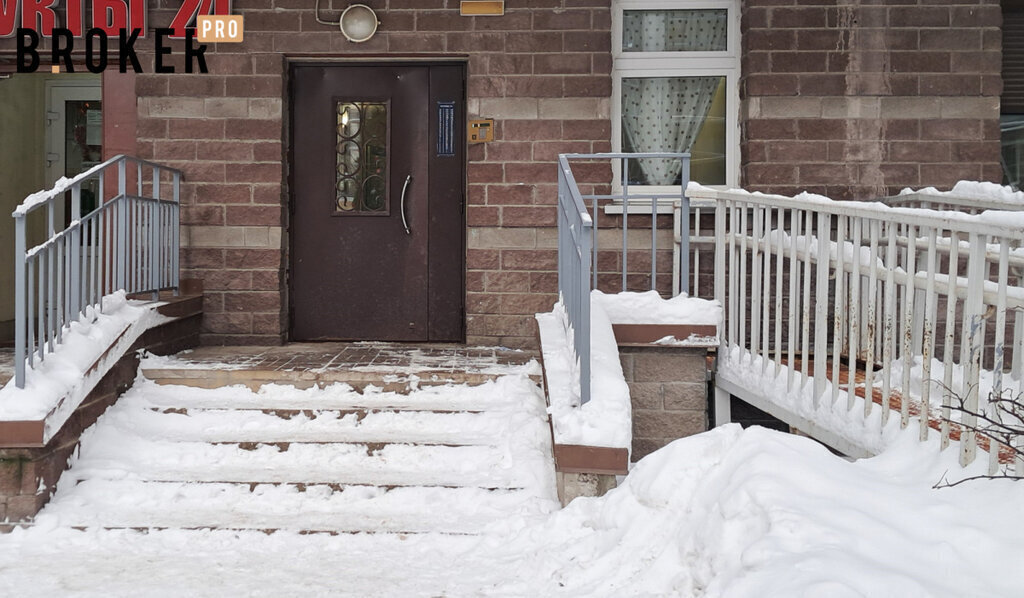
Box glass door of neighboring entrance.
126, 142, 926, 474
45, 81, 102, 227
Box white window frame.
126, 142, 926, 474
610, 0, 741, 209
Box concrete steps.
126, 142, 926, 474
138, 342, 541, 393
34, 361, 557, 536
46, 480, 541, 534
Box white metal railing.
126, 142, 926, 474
689, 185, 1024, 473
12, 155, 183, 389
557, 153, 690, 404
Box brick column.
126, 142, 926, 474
619, 346, 710, 461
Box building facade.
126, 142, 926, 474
0, 0, 1005, 349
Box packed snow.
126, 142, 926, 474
0, 292, 169, 440
535, 300, 631, 449
593, 289, 722, 326
2, 413, 1022, 596
653, 334, 719, 347
24, 374, 558, 535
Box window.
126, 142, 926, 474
336, 100, 389, 214
612, 0, 740, 193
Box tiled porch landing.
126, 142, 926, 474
141, 342, 540, 392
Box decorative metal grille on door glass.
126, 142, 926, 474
336, 101, 388, 214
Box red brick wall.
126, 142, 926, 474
126, 1, 613, 347
741, 1, 1003, 200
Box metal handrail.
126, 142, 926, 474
12, 155, 183, 388
557, 152, 690, 405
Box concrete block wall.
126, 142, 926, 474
125, 1, 614, 348
619, 346, 709, 461
741, 1, 1003, 200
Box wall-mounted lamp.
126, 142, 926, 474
315, 1, 380, 43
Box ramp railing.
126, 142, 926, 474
12, 155, 183, 388
688, 185, 1024, 473
557, 153, 690, 405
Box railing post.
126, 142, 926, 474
621, 158, 629, 292
14, 215, 26, 388
116, 159, 127, 293
152, 166, 161, 300
960, 235, 987, 467
679, 156, 691, 296
172, 172, 181, 294
714, 193, 726, 342
813, 210, 831, 402
70, 183, 82, 318
579, 220, 592, 406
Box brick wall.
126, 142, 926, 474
118, 0, 612, 347
741, 1, 1003, 200
619, 346, 709, 461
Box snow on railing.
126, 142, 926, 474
689, 184, 1024, 473
12, 155, 183, 389
556, 153, 690, 405
882, 182, 1024, 213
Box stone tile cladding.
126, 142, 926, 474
123, 1, 614, 348
741, 1, 1003, 200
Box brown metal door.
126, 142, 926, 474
289, 63, 465, 341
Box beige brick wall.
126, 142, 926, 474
620, 346, 709, 461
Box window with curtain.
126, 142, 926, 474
613, 1, 738, 189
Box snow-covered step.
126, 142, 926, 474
133, 376, 536, 413
142, 369, 521, 393
138, 344, 542, 394
37, 480, 553, 534
31, 353, 557, 542
67, 438, 542, 489
101, 406, 517, 446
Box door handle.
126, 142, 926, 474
400, 174, 412, 235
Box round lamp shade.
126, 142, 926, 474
339, 4, 379, 43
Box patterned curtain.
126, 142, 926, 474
621, 10, 728, 185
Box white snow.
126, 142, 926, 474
653, 333, 719, 346
900, 180, 1024, 206
12, 176, 75, 217
688, 181, 1024, 232
536, 300, 631, 449
593, 289, 722, 326
0, 292, 170, 441
717, 347, 903, 456
2, 416, 1022, 596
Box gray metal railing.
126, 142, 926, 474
557, 152, 690, 405
12, 155, 183, 389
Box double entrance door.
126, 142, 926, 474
289, 63, 465, 342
